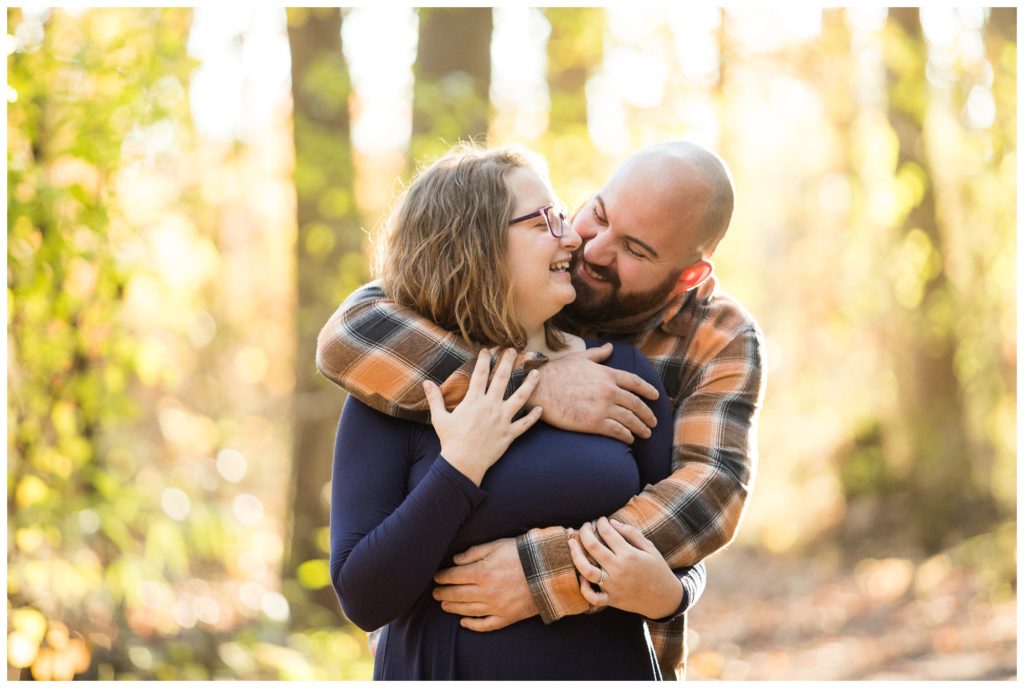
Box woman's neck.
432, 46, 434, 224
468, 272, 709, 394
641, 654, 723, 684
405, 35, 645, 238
524, 326, 585, 359
524, 327, 551, 356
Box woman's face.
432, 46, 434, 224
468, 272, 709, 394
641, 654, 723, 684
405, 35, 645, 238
504, 166, 582, 332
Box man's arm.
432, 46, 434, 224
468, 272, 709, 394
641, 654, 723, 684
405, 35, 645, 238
518, 325, 765, 622
316, 281, 658, 439
317, 281, 481, 421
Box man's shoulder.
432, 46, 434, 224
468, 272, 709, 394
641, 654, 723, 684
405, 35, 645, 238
637, 281, 763, 387
663, 281, 761, 342
641, 282, 764, 400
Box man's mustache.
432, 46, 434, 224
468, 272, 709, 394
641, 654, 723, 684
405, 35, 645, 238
572, 249, 621, 289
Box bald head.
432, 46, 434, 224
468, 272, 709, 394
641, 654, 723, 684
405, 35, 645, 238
614, 141, 734, 259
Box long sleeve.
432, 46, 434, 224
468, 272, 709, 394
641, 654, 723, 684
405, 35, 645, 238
646, 561, 707, 679
612, 324, 764, 565
316, 281, 544, 422
329, 397, 486, 631
516, 342, 674, 623
650, 562, 706, 624
516, 323, 765, 623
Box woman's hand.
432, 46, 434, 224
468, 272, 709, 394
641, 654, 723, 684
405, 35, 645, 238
568, 517, 683, 620
424, 348, 543, 486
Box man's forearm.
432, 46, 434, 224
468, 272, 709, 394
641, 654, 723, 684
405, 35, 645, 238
516, 526, 591, 623
316, 282, 477, 420
317, 282, 550, 420
517, 326, 764, 623
611, 457, 749, 569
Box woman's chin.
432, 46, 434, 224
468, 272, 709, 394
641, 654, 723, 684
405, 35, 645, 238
557, 284, 576, 305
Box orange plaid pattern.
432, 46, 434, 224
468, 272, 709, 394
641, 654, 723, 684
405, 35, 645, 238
316, 276, 766, 679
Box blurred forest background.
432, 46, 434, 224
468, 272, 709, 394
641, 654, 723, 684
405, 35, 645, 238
6, 6, 1016, 681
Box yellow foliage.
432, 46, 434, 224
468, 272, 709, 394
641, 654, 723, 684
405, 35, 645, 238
15, 476, 50, 508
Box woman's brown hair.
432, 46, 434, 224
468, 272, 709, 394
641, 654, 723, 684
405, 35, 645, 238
376, 143, 566, 352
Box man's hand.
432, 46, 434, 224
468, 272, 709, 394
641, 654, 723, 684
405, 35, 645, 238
532, 342, 659, 443
432, 538, 539, 631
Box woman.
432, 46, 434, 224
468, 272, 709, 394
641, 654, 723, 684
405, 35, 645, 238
329, 144, 702, 680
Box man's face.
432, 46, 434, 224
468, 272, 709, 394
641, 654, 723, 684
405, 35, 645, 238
565, 167, 706, 323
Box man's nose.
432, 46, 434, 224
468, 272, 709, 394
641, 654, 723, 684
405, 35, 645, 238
582, 230, 614, 266
572, 214, 597, 241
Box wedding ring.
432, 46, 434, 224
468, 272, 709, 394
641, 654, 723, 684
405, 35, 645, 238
597, 569, 606, 586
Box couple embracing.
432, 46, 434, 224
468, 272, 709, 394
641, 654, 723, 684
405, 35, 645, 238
318, 140, 765, 680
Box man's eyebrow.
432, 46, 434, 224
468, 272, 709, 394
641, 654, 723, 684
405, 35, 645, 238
595, 195, 660, 259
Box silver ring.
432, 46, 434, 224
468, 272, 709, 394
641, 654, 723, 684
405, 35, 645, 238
597, 569, 606, 586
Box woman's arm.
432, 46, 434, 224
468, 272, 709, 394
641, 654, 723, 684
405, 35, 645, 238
329, 397, 487, 631
330, 351, 542, 631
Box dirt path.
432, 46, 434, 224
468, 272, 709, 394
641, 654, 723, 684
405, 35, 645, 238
683, 547, 1016, 680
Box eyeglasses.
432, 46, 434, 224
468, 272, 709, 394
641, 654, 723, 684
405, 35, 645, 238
509, 204, 568, 238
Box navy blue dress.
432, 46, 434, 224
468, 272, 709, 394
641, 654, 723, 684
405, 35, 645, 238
329, 340, 677, 680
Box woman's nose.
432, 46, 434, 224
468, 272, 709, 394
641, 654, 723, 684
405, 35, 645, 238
560, 224, 582, 251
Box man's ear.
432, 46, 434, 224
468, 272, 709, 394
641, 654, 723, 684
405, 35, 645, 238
671, 260, 714, 296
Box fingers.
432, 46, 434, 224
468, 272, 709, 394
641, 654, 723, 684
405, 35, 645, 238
578, 573, 609, 607
432, 584, 481, 603
452, 539, 503, 565
609, 519, 659, 555
600, 418, 634, 445
423, 380, 448, 421
568, 538, 603, 584
594, 516, 629, 556
613, 369, 660, 401
611, 387, 658, 430
460, 615, 511, 632
440, 600, 491, 617
608, 405, 653, 441
467, 349, 492, 398
578, 521, 614, 569
509, 406, 543, 437
505, 369, 540, 412
581, 342, 613, 363
434, 561, 482, 585
486, 348, 517, 399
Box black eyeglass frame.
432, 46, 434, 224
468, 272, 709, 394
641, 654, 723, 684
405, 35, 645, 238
509, 204, 568, 238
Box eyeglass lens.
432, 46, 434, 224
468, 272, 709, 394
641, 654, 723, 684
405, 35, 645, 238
545, 207, 565, 237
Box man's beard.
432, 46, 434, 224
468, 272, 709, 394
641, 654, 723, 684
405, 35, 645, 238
564, 255, 682, 324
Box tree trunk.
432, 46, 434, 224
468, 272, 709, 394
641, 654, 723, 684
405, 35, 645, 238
883, 8, 995, 551
285, 6, 359, 624
411, 8, 493, 161
542, 8, 604, 195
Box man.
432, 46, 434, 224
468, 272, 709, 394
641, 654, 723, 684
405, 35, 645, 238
317, 141, 765, 678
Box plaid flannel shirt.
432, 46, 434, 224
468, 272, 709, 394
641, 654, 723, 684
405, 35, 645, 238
317, 277, 765, 680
